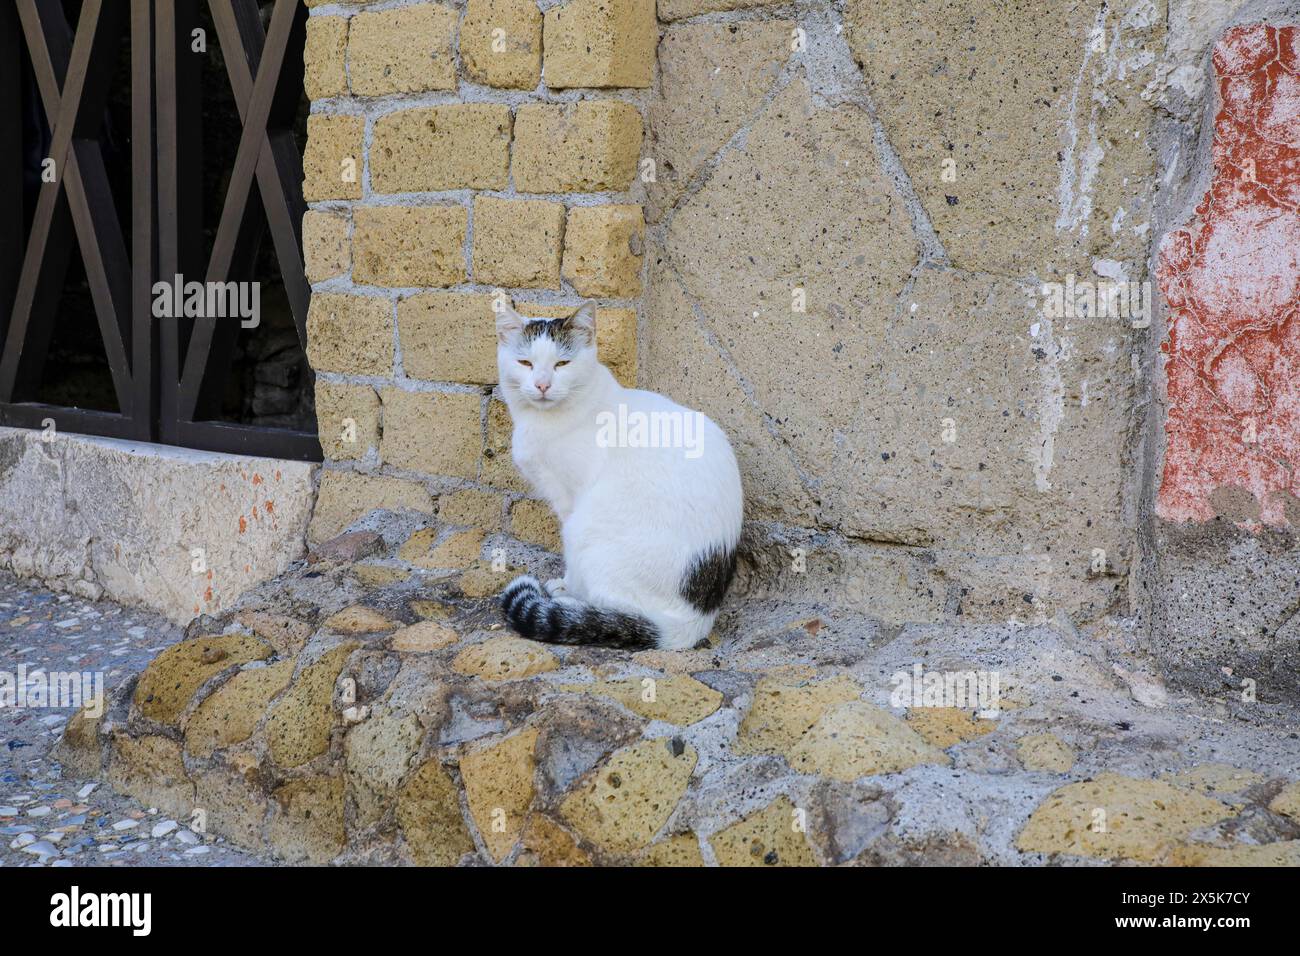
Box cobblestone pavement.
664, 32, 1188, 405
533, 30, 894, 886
0, 573, 275, 867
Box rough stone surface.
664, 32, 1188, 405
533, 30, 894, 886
905, 708, 998, 749
472, 196, 566, 289
303, 15, 348, 100
390, 620, 460, 653
379, 389, 481, 478
844, 0, 1160, 275
396, 759, 475, 866
346, 4, 457, 96
1016, 773, 1236, 863
309, 471, 434, 544
322, 604, 396, 634
185, 660, 295, 758
788, 702, 949, 780
460, 0, 543, 89
562, 204, 644, 297
646, 19, 794, 220
353, 205, 467, 288
302, 114, 363, 201
345, 710, 422, 826
314, 382, 380, 462
305, 293, 393, 375
543, 0, 656, 89
658, 0, 787, 20
370, 105, 512, 193
439, 488, 504, 530
561, 676, 722, 725
735, 674, 863, 756
637, 832, 705, 866
509, 499, 561, 552
560, 737, 698, 855
107, 735, 194, 819
460, 727, 539, 861
398, 293, 499, 385
302, 208, 350, 283
1017, 733, 1076, 773
453, 635, 559, 680
266, 644, 358, 769
512, 102, 643, 192
268, 776, 345, 865
516, 814, 591, 866
710, 796, 818, 867
134, 634, 272, 727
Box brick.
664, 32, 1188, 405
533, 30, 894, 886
302, 209, 350, 283
347, 4, 457, 96
460, 0, 542, 90
315, 381, 380, 461
543, 0, 655, 89
398, 292, 498, 384
306, 293, 393, 375
302, 114, 364, 201
472, 196, 565, 289
562, 204, 644, 296
309, 470, 434, 544
513, 102, 642, 193
483, 399, 527, 491
596, 307, 637, 387
380, 389, 482, 478
512, 302, 637, 386
353, 205, 467, 288
510, 498, 561, 551
304, 16, 349, 99
371, 105, 511, 193
439, 488, 504, 530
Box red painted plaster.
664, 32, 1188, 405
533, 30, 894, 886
1157, 24, 1300, 526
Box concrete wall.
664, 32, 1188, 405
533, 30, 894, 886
1140, 6, 1300, 692
0, 428, 316, 624
297, 1, 1300, 684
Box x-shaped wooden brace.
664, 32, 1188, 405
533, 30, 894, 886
175, 0, 308, 423
0, 0, 133, 408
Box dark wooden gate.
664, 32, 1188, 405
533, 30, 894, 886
0, 0, 321, 461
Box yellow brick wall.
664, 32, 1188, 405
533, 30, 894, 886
300, 0, 654, 550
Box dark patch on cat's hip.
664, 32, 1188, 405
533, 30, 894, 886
680, 543, 737, 614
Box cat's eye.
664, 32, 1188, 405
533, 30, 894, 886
555, 361, 570, 368
517, 360, 533, 368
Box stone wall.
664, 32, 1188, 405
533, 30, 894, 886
300, 0, 653, 555
298, 1, 1300, 685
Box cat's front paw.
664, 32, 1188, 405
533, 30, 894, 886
544, 577, 567, 596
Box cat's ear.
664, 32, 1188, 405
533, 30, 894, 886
495, 301, 526, 343
569, 303, 596, 344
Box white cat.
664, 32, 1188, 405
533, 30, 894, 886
495, 303, 743, 650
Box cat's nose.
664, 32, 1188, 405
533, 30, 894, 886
536, 381, 550, 394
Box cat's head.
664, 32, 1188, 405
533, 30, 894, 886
496, 302, 599, 410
